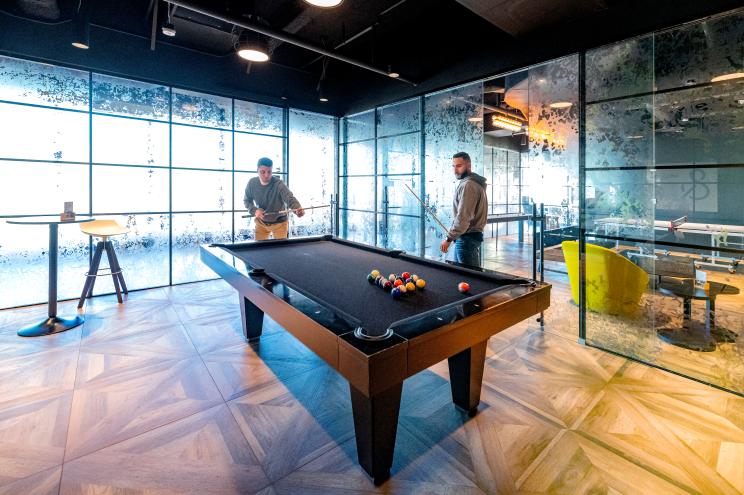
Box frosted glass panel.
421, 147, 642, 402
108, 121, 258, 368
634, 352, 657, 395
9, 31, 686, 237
235, 100, 283, 135
377, 98, 419, 137
378, 134, 419, 175
377, 175, 421, 216
92, 165, 169, 213
586, 97, 653, 169
172, 88, 231, 129
344, 141, 374, 176
288, 110, 334, 237
172, 125, 231, 170
585, 169, 655, 240
0, 55, 88, 110
0, 221, 89, 308
91, 214, 170, 295
378, 214, 420, 253
0, 161, 89, 215
234, 212, 255, 242
172, 170, 231, 212
234, 133, 284, 172
339, 210, 375, 245
340, 177, 375, 211
92, 115, 169, 166
0, 103, 88, 162
344, 110, 374, 142
92, 73, 169, 120
172, 212, 232, 283
586, 36, 654, 102
424, 82, 483, 259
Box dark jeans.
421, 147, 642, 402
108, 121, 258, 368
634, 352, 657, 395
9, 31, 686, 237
454, 232, 483, 268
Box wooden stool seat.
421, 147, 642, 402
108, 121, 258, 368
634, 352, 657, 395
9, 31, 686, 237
78, 220, 130, 308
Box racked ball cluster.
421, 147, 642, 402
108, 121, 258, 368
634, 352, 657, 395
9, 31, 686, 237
367, 269, 426, 299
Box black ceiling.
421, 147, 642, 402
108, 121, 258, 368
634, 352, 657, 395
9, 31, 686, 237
1, 0, 741, 116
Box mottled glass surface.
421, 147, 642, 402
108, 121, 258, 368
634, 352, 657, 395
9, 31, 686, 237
90, 214, 170, 295
585, 169, 655, 240
423, 82, 483, 259
234, 133, 284, 172
343, 141, 375, 176
234, 100, 284, 135
378, 213, 420, 253
172, 88, 231, 129
172, 170, 231, 212
92, 73, 169, 120
377, 134, 419, 175
0, 55, 88, 110
234, 211, 254, 242
585, 35, 654, 102
343, 110, 374, 143
339, 210, 375, 246
92, 115, 169, 166
287, 110, 334, 237
377, 175, 421, 217
377, 98, 419, 137
172, 125, 231, 170
340, 177, 375, 211
92, 165, 169, 214
172, 212, 232, 284
0, 161, 89, 215
234, 171, 256, 211
0, 221, 90, 308
0, 103, 88, 162
586, 97, 653, 168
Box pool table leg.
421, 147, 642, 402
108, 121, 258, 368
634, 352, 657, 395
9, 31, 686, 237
239, 295, 264, 341
448, 340, 487, 417
349, 382, 403, 485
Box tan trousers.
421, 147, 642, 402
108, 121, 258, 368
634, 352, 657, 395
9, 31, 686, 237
255, 219, 288, 241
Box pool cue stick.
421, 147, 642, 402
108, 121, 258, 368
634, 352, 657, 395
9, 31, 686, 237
403, 184, 449, 235
241, 204, 330, 218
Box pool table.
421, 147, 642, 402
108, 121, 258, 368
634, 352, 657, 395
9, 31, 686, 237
200, 235, 550, 484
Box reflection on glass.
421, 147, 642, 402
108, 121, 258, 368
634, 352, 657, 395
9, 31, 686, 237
0, 161, 89, 215
172, 125, 231, 170
0, 55, 89, 110
93, 165, 169, 213
92, 73, 169, 120
93, 115, 169, 166
172, 212, 232, 283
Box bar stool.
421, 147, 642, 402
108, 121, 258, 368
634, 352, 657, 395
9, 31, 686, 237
78, 220, 130, 308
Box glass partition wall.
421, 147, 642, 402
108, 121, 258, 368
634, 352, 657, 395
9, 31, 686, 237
583, 8, 744, 394
0, 55, 335, 309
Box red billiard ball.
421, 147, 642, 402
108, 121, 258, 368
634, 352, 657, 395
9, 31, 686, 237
402, 271, 411, 280
458, 282, 470, 293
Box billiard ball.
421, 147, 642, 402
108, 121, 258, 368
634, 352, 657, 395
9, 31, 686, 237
391, 287, 401, 299
388, 274, 397, 282
405, 282, 415, 292
384, 280, 393, 291
371, 269, 380, 278
412, 274, 419, 281
393, 279, 403, 287
416, 279, 426, 289
399, 284, 407, 294
458, 282, 470, 293
367, 274, 376, 283
402, 271, 411, 280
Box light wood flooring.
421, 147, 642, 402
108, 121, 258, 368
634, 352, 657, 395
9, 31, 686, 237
0, 260, 743, 493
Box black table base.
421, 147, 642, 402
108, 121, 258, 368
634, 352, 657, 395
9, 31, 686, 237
18, 315, 85, 337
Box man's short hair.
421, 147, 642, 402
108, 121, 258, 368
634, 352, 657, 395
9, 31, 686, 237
257, 157, 273, 169
452, 151, 471, 162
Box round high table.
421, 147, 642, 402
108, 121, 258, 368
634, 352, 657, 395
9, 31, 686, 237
6, 216, 95, 337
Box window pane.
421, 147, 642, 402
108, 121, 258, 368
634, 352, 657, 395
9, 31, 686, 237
172, 212, 232, 283
343, 110, 374, 142
340, 177, 374, 211
586, 36, 654, 102
0, 55, 88, 110
339, 210, 375, 246
172, 170, 231, 212
234, 100, 283, 135
92, 165, 169, 213
92, 73, 169, 120
377, 98, 419, 137
378, 133, 419, 174
234, 133, 283, 172
378, 213, 420, 253
0, 161, 89, 215
377, 175, 421, 216
172, 125, 232, 170
0, 103, 88, 162
90, 214, 170, 295
93, 115, 169, 166
344, 141, 374, 176
234, 211, 255, 241
172, 88, 231, 129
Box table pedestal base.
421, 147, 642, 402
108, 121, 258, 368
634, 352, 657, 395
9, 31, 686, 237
18, 315, 85, 337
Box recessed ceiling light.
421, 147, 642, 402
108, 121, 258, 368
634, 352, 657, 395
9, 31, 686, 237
319, 96, 329, 102
304, 0, 344, 7
711, 72, 744, 83
238, 48, 269, 62
549, 101, 572, 109
71, 41, 89, 49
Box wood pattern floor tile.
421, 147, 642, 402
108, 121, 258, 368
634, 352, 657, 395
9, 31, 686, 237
60, 404, 270, 495
0, 466, 62, 495
202, 331, 325, 401
182, 312, 283, 355
483, 331, 625, 428
228, 365, 355, 483
519, 431, 690, 494
577, 362, 744, 495
65, 353, 223, 460
0, 349, 78, 410
0, 392, 72, 487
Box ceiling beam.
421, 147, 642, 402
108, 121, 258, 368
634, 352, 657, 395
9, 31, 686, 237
167, 0, 417, 85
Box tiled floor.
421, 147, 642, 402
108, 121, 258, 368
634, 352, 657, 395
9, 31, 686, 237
0, 247, 743, 493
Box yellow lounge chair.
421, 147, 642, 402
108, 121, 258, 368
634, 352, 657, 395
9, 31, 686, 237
562, 240, 649, 315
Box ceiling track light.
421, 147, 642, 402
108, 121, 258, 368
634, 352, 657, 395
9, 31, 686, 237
303, 0, 344, 7
71, 0, 91, 49
162, 3, 176, 36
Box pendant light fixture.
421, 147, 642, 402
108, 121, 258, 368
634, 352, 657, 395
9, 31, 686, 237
304, 0, 344, 7
236, 25, 270, 63
71, 0, 91, 49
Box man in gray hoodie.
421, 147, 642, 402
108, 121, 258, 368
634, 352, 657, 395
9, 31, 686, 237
440, 151, 488, 267
244, 157, 304, 240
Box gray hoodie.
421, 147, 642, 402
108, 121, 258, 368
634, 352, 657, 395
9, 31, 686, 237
243, 176, 302, 224
447, 172, 488, 241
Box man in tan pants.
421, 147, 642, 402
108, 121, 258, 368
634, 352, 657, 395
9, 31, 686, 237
244, 157, 305, 240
